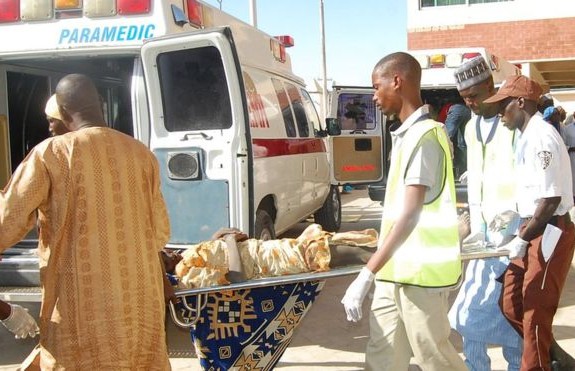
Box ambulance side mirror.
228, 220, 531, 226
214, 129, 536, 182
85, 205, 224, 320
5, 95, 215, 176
325, 118, 341, 136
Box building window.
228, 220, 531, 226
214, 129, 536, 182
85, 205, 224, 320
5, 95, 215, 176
421, 0, 464, 6
469, 0, 510, 3
421, 0, 510, 7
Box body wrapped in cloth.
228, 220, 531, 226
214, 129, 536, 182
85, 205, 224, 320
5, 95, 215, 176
175, 223, 378, 289
171, 224, 378, 370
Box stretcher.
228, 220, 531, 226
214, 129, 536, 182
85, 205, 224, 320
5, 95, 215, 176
168, 243, 507, 327
167, 243, 508, 370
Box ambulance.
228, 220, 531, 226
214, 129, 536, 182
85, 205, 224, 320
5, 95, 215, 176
0, 0, 384, 292
325, 85, 385, 188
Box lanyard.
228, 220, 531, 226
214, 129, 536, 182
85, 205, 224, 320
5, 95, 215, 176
475, 114, 499, 145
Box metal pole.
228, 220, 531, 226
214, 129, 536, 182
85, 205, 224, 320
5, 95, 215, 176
319, 0, 328, 121
249, 0, 258, 28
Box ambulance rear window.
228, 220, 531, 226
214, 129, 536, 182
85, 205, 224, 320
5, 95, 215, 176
157, 46, 232, 132
337, 93, 377, 131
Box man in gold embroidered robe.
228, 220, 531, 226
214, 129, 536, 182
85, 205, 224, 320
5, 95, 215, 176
0, 74, 171, 370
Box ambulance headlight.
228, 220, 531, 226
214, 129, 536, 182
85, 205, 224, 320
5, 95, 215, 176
167, 152, 200, 180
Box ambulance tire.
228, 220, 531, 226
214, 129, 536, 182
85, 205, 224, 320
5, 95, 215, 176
314, 186, 341, 232
255, 209, 276, 241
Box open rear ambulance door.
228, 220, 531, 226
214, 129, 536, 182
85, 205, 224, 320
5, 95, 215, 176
140, 27, 251, 244
0, 66, 10, 189
328, 87, 385, 186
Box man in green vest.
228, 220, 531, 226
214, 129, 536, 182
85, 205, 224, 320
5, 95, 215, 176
341, 52, 465, 371
448, 55, 523, 371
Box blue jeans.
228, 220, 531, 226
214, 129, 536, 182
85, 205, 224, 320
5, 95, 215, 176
463, 338, 521, 371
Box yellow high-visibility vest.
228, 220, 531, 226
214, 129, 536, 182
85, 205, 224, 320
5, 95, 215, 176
376, 119, 461, 287
464, 115, 516, 235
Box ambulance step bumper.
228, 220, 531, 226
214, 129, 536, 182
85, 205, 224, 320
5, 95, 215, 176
0, 286, 42, 302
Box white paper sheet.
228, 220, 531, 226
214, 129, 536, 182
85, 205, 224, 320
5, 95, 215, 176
542, 223, 562, 262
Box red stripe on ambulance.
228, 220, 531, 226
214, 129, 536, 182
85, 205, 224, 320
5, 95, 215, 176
252, 138, 327, 158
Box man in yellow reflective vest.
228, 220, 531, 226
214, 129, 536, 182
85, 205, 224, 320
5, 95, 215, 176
448, 55, 523, 371
341, 52, 466, 371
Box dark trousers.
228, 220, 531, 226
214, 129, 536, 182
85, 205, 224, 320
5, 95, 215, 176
499, 215, 575, 371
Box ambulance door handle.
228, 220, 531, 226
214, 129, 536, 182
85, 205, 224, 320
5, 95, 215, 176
181, 132, 213, 141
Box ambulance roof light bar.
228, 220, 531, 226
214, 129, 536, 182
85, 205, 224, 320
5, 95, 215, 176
117, 0, 150, 15
55, 0, 81, 10
429, 54, 445, 68
85, 0, 151, 17
462, 52, 481, 62
84, 0, 116, 17
270, 38, 286, 63
274, 35, 294, 48
0, 0, 20, 23
186, 0, 203, 28
415, 51, 485, 69
0, 0, 153, 21
270, 36, 294, 62
415, 55, 430, 69
445, 53, 462, 68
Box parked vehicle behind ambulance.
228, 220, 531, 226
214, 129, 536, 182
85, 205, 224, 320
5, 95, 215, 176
0, 0, 380, 293
325, 86, 388, 193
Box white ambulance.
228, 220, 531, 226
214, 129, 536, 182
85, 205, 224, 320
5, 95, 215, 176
0, 0, 384, 291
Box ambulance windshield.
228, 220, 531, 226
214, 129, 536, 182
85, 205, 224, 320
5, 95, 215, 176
157, 46, 232, 132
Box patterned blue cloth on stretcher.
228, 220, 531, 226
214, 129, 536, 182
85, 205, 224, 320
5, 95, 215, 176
178, 280, 324, 371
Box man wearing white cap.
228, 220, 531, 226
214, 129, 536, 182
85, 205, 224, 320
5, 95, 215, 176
44, 94, 69, 136
448, 56, 522, 371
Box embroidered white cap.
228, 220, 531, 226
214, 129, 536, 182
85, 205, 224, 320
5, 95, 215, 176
454, 56, 492, 91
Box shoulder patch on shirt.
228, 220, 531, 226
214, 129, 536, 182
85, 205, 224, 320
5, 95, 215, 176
537, 151, 553, 169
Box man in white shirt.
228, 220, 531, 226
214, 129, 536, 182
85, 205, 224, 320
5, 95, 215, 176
485, 75, 575, 371
448, 56, 522, 371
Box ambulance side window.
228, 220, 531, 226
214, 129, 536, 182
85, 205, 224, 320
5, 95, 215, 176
157, 46, 232, 132
271, 78, 297, 137
285, 83, 309, 138
299, 89, 321, 136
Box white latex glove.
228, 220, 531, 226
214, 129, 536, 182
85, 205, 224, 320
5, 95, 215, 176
1, 304, 39, 339
496, 236, 529, 260
458, 171, 468, 185
462, 231, 486, 245
341, 267, 375, 322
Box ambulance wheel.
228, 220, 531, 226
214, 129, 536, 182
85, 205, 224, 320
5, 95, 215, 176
314, 186, 341, 232
255, 209, 276, 240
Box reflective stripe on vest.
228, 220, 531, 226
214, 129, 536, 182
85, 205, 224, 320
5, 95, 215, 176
376, 119, 462, 287
465, 115, 516, 234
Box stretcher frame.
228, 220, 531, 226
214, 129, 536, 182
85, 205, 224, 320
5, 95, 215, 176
169, 245, 508, 328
